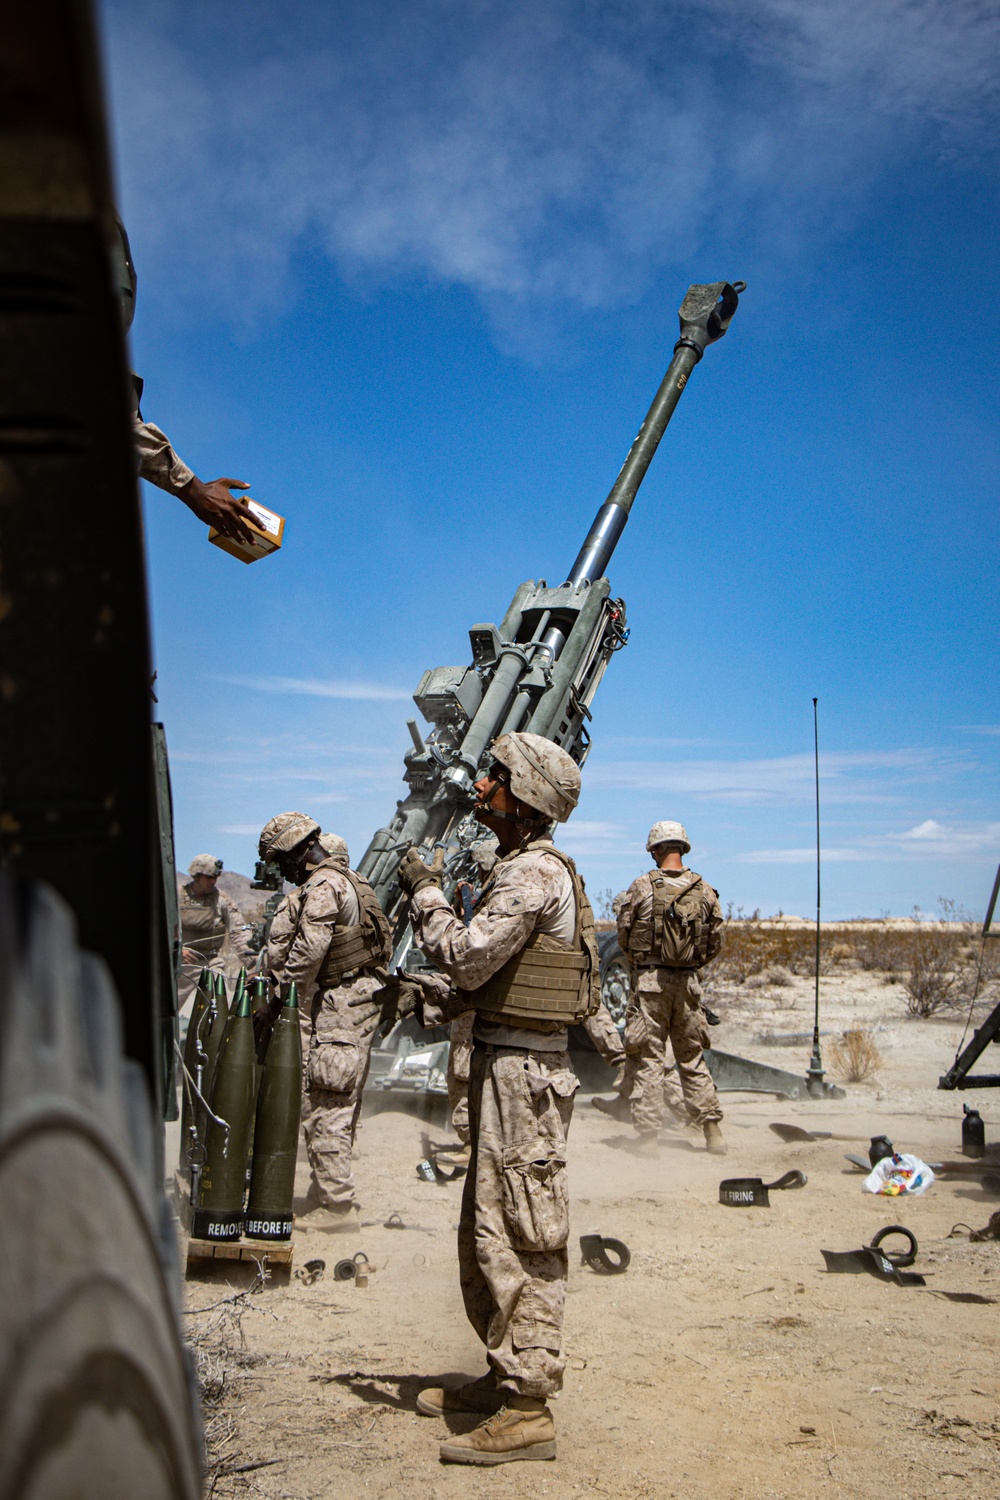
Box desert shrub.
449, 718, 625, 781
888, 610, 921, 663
714, 912, 823, 985
829, 1028, 883, 1082
851, 924, 914, 975
902, 928, 970, 1016
766, 965, 794, 987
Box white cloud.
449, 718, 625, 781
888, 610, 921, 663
101, 0, 1000, 329
736, 819, 1000, 865
215, 674, 412, 702
586, 748, 963, 805
903, 819, 946, 840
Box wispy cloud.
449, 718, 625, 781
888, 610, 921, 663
103, 0, 1000, 330
586, 748, 966, 805
737, 818, 1000, 865
215, 674, 412, 702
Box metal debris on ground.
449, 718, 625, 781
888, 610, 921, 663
294, 1258, 326, 1286
719, 1170, 807, 1207
821, 1224, 925, 1285
579, 1234, 631, 1274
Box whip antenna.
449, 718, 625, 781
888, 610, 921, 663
806, 697, 826, 1096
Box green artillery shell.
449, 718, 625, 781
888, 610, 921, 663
195, 972, 230, 1140
203, 971, 230, 1084
245, 983, 302, 1241
246, 975, 271, 1171
179, 967, 212, 1173
193, 985, 256, 1241
250, 974, 270, 1078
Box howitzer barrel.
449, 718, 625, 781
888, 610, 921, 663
544, 280, 744, 663
358, 278, 744, 915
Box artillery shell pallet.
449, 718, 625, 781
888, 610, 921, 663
186, 1235, 294, 1279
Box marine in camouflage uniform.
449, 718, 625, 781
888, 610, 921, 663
110, 213, 256, 547
396, 732, 597, 1466
617, 820, 726, 1155
258, 815, 392, 1222
178, 855, 251, 1012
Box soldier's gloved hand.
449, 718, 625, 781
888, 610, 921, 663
253, 993, 282, 1049
397, 846, 445, 897
349, 975, 422, 1038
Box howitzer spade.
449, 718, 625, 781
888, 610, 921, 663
245, 982, 302, 1242
193, 984, 255, 1241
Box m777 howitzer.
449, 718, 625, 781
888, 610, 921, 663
358, 280, 745, 965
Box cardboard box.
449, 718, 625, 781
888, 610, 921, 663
209, 500, 285, 564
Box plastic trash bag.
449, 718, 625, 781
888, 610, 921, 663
863, 1152, 934, 1196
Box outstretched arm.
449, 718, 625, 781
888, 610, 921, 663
132, 413, 255, 544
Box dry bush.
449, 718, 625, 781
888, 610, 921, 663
902, 929, 971, 1016
828, 1028, 883, 1082
715, 912, 821, 986
709, 901, 989, 1016
851, 924, 913, 976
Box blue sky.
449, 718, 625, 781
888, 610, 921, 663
100, 0, 998, 919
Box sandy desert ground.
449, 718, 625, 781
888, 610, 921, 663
174, 965, 1000, 1500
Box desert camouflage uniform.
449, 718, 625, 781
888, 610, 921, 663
446, 1010, 475, 1145
129, 376, 196, 492
178, 881, 251, 1012
617, 868, 723, 1131
261, 888, 313, 1073
274, 857, 387, 1208
410, 839, 582, 1401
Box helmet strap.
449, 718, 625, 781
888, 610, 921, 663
479, 780, 548, 830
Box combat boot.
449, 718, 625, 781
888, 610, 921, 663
416, 1373, 504, 1417
439, 1397, 556, 1465
704, 1121, 727, 1155
294, 1202, 359, 1232
435, 1144, 471, 1170
591, 1094, 630, 1122
630, 1131, 660, 1157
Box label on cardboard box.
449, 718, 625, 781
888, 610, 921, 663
208, 498, 285, 564
247, 501, 280, 537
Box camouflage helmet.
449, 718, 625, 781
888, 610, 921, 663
490, 732, 581, 823
188, 853, 223, 877
258, 812, 321, 861
646, 820, 690, 855
317, 832, 349, 865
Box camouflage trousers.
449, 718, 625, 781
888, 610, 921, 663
461, 1042, 579, 1399
300, 976, 380, 1208
618, 1046, 689, 1119
625, 969, 722, 1131
446, 1011, 475, 1146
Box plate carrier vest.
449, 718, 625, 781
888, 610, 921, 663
315, 865, 393, 986
462, 845, 601, 1029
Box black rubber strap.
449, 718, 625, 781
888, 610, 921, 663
579, 1234, 631, 1273
868, 1224, 917, 1266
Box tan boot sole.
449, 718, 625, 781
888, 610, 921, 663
439, 1437, 556, 1464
